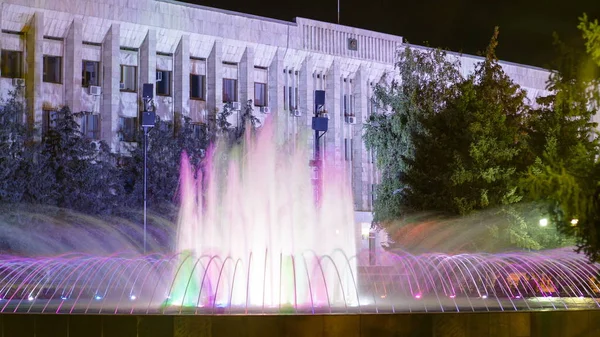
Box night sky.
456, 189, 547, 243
181, 0, 600, 68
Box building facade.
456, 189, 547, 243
0, 0, 553, 241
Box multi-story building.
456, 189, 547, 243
0, 0, 552, 246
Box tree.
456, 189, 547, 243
0, 86, 57, 205
41, 106, 119, 214
365, 30, 571, 251
120, 116, 210, 216
216, 100, 261, 144
521, 18, 600, 260
405, 28, 529, 215
579, 14, 600, 67
363, 45, 463, 222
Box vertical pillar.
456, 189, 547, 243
268, 48, 284, 143
325, 60, 342, 165
353, 66, 369, 211
140, 29, 156, 99
101, 24, 120, 151
174, 34, 190, 123
25, 12, 43, 138
207, 39, 223, 118
299, 56, 314, 151
65, 18, 82, 113
239, 46, 254, 107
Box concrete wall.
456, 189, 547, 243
1, 311, 600, 337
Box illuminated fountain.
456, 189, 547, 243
166, 121, 358, 311
0, 249, 598, 314
0, 119, 599, 314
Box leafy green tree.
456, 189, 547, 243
363, 45, 463, 222
405, 28, 529, 215
578, 13, 600, 66
521, 20, 600, 260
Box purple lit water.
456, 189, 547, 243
0, 120, 599, 314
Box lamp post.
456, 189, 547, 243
141, 83, 156, 254
311, 90, 328, 205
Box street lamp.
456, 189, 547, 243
141, 83, 156, 254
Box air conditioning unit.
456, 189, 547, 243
90, 140, 102, 151
345, 115, 357, 124
156, 72, 163, 82
291, 109, 302, 117
119, 82, 126, 90
260, 106, 270, 114
231, 102, 242, 111
12, 78, 25, 87
89, 86, 102, 96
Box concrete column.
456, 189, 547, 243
299, 56, 315, 152
207, 39, 223, 118
325, 60, 342, 165
25, 12, 43, 138
140, 29, 156, 99
64, 18, 82, 113
101, 24, 120, 151
268, 48, 284, 143
174, 34, 190, 123
352, 66, 370, 211
239, 46, 254, 107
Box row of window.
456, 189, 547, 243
42, 110, 209, 143
0, 50, 269, 106
42, 110, 100, 140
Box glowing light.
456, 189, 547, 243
95, 295, 102, 300
60, 296, 68, 300
571, 219, 579, 226
130, 295, 137, 301
539, 218, 548, 227
28, 295, 34, 301
414, 294, 422, 299
481, 295, 488, 299
449, 295, 456, 299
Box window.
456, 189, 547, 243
119, 117, 138, 142
254, 82, 267, 107
345, 138, 353, 161
295, 87, 299, 109
222, 78, 237, 103
371, 184, 376, 206
42, 110, 58, 136
283, 86, 287, 111
120, 65, 137, 92
156, 70, 171, 96
190, 74, 205, 100
1, 50, 22, 78
81, 114, 100, 139
82, 61, 100, 87
344, 95, 348, 114
192, 123, 205, 139
43, 56, 62, 83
